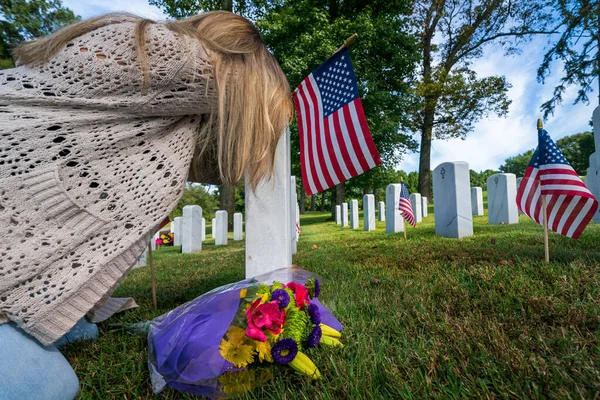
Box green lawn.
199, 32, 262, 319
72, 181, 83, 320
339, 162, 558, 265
63, 211, 600, 399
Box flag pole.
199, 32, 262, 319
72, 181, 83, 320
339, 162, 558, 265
538, 118, 550, 263
335, 33, 358, 54
148, 241, 157, 309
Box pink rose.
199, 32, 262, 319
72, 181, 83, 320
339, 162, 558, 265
245, 299, 285, 342
284, 282, 310, 309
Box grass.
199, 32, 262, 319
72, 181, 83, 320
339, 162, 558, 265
62, 210, 600, 399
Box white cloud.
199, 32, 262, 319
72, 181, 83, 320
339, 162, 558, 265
62, 0, 167, 20
398, 37, 596, 173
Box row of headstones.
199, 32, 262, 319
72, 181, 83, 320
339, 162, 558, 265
333, 164, 523, 239
335, 190, 429, 232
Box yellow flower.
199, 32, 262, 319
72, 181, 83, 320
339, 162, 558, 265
260, 293, 269, 303
219, 339, 255, 368
252, 340, 273, 363
225, 326, 247, 345
239, 288, 247, 298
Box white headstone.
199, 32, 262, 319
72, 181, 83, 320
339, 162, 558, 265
385, 184, 404, 234
421, 197, 428, 218
201, 218, 206, 241
363, 194, 376, 231
487, 173, 519, 224
433, 162, 473, 238
173, 217, 182, 246
471, 187, 484, 216
151, 231, 159, 251
341, 203, 349, 227
291, 176, 298, 254
585, 106, 600, 223
133, 246, 148, 268
234, 212, 243, 241
516, 178, 523, 215
215, 210, 228, 245
350, 199, 359, 229
211, 218, 216, 239
335, 205, 341, 225
378, 201, 385, 221
409, 193, 422, 223
245, 128, 293, 279
182, 205, 202, 253
293, 202, 300, 254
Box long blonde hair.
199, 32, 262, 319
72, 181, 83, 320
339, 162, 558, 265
14, 11, 293, 188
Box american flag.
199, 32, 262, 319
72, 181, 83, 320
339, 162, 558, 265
517, 129, 598, 239
398, 183, 416, 227
293, 48, 382, 196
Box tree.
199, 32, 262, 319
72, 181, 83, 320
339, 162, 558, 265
410, 0, 552, 199
470, 168, 500, 189
537, 0, 600, 118
170, 184, 220, 221
0, 0, 79, 68
498, 150, 534, 177
556, 131, 595, 175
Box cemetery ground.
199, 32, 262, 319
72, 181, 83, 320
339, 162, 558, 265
62, 207, 600, 399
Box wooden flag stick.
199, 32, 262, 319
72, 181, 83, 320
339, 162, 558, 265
538, 118, 550, 263
335, 33, 358, 54
403, 226, 407, 239
148, 241, 157, 310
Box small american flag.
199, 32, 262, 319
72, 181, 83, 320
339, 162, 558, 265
398, 183, 416, 227
517, 129, 598, 239
293, 48, 382, 196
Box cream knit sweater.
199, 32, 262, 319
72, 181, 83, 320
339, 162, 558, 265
0, 21, 216, 345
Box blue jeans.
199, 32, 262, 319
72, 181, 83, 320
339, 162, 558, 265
0, 323, 81, 400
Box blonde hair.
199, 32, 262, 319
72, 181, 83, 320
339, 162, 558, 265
14, 11, 293, 188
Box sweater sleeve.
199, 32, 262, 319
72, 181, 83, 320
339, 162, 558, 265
3, 22, 216, 117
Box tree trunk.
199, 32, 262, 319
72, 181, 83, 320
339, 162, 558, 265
310, 195, 316, 211
335, 182, 345, 205
299, 184, 306, 214
320, 191, 326, 212
363, 188, 369, 196
418, 107, 434, 199
219, 183, 235, 229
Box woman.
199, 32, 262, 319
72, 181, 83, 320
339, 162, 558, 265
0, 11, 292, 399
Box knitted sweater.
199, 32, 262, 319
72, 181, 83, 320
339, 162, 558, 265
0, 20, 216, 345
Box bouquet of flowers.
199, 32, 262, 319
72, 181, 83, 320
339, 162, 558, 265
156, 231, 174, 247
146, 267, 343, 397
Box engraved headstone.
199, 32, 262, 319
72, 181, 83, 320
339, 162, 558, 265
335, 205, 341, 225
471, 187, 484, 216
433, 162, 473, 238
342, 203, 349, 227
378, 201, 385, 222
409, 193, 422, 223
421, 197, 428, 218
385, 184, 404, 234
215, 210, 228, 245
182, 205, 202, 253
173, 217, 182, 246
487, 173, 518, 224
234, 212, 243, 241
350, 199, 359, 229
363, 194, 376, 231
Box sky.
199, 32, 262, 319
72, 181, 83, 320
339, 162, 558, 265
61, 0, 597, 173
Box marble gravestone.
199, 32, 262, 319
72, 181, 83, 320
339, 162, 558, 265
151, 231, 159, 251
201, 218, 206, 241
378, 201, 385, 222
385, 184, 404, 234
350, 199, 359, 229
363, 194, 376, 231
134, 246, 148, 268
409, 193, 422, 223
335, 205, 342, 225
291, 176, 298, 255
215, 210, 228, 245
585, 106, 600, 223
342, 203, 349, 227
173, 217, 182, 246
471, 187, 484, 216
182, 205, 202, 253
421, 197, 428, 218
516, 178, 523, 215
433, 162, 473, 238
211, 218, 216, 239
234, 212, 243, 241
487, 173, 518, 224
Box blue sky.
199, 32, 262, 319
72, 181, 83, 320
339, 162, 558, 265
61, 0, 596, 173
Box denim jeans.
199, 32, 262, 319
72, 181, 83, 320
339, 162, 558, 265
0, 323, 80, 400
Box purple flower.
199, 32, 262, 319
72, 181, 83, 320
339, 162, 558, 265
307, 303, 321, 324
271, 338, 298, 365
314, 279, 320, 298
271, 289, 290, 309
306, 325, 322, 348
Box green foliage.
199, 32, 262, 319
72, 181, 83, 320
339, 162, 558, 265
538, 1, 600, 118
170, 184, 219, 220
0, 0, 79, 60
470, 169, 500, 190
0, 58, 14, 70
556, 131, 595, 176
498, 150, 534, 177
